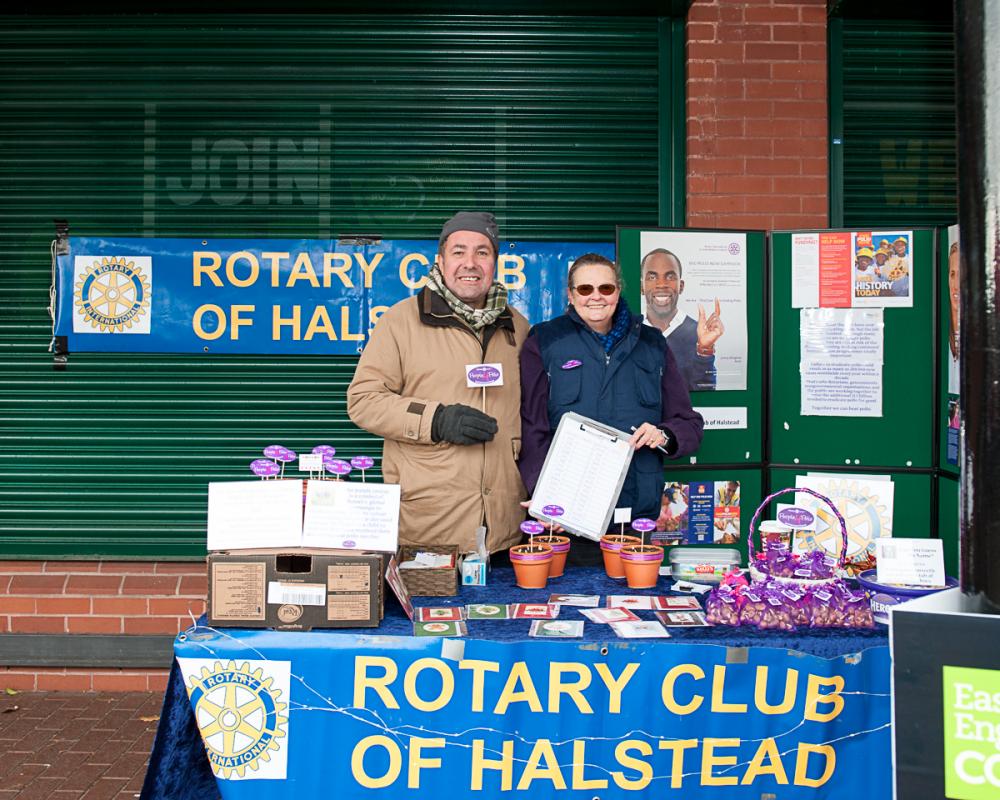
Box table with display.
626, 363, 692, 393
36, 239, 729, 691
140, 566, 891, 800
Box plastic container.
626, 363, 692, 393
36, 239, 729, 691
669, 548, 741, 584
856, 570, 960, 624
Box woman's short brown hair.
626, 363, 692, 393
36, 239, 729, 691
566, 253, 622, 292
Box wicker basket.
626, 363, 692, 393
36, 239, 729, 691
747, 486, 848, 590
397, 545, 462, 596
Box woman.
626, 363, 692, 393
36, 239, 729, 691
519, 253, 704, 563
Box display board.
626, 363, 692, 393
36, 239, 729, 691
617, 227, 766, 467
769, 229, 936, 468
938, 224, 961, 475
654, 468, 761, 566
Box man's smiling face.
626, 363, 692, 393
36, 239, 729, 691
437, 230, 496, 309
642, 251, 684, 323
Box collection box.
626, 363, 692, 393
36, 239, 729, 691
207, 548, 384, 630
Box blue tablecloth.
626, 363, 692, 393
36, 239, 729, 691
141, 567, 889, 800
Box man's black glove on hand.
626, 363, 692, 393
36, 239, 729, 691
431, 404, 499, 445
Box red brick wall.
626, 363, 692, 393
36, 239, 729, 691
686, 0, 829, 229
0, 560, 206, 691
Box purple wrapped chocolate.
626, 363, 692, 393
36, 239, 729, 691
706, 585, 742, 626
740, 590, 768, 627
758, 589, 796, 631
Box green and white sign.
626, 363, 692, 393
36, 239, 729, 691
944, 665, 1000, 799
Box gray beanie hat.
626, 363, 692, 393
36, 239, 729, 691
438, 211, 499, 254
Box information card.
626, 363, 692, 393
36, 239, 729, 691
302, 481, 400, 552
875, 538, 946, 587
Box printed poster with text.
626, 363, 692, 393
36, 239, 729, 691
792, 230, 914, 309
946, 225, 961, 466
638, 231, 748, 391
653, 480, 740, 545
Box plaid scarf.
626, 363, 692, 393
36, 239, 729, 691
590, 301, 633, 353
426, 265, 508, 332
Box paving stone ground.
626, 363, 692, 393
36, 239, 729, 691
0, 691, 161, 799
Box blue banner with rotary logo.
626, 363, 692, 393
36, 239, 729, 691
173, 624, 891, 799
54, 237, 614, 354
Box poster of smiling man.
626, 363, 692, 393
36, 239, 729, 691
639, 230, 749, 392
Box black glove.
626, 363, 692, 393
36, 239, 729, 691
431, 404, 498, 445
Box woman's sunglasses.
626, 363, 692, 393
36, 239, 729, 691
573, 283, 618, 297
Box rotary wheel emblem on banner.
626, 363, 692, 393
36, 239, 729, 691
185, 660, 288, 779
74, 256, 150, 332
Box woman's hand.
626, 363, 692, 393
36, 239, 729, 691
519, 500, 565, 533
630, 422, 668, 451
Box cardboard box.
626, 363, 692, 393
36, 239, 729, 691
207, 548, 384, 630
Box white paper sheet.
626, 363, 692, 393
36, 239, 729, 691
207, 480, 304, 551
693, 406, 748, 430
875, 538, 945, 587
301, 480, 400, 552
800, 361, 883, 417
799, 308, 884, 363
528, 413, 634, 541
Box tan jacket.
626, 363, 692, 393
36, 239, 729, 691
347, 289, 530, 553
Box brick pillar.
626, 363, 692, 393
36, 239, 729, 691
686, 0, 829, 229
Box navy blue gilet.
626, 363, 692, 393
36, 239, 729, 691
532, 306, 666, 520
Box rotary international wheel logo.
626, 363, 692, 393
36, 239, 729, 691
798, 478, 891, 572
183, 659, 289, 780
73, 255, 152, 333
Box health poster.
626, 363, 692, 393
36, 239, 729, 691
652, 480, 740, 545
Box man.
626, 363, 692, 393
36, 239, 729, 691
854, 247, 876, 282
873, 246, 891, 278
640, 248, 723, 391
887, 237, 910, 275
347, 212, 529, 554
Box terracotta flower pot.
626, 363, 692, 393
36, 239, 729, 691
599, 534, 641, 579
620, 544, 664, 589
509, 543, 554, 589
534, 536, 570, 578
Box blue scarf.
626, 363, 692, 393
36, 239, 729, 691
589, 301, 632, 353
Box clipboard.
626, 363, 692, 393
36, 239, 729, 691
527, 412, 635, 542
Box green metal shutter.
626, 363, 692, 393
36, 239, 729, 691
833, 18, 957, 227
0, 14, 667, 558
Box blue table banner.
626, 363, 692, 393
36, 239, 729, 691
172, 623, 890, 799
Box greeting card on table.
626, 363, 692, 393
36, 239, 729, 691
466, 603, 509, 620
580, 607, 639, 624
413, 621, 467, 637
609, 620, 671, 639
529, 620, 584, 638
510, 603, 559, 620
